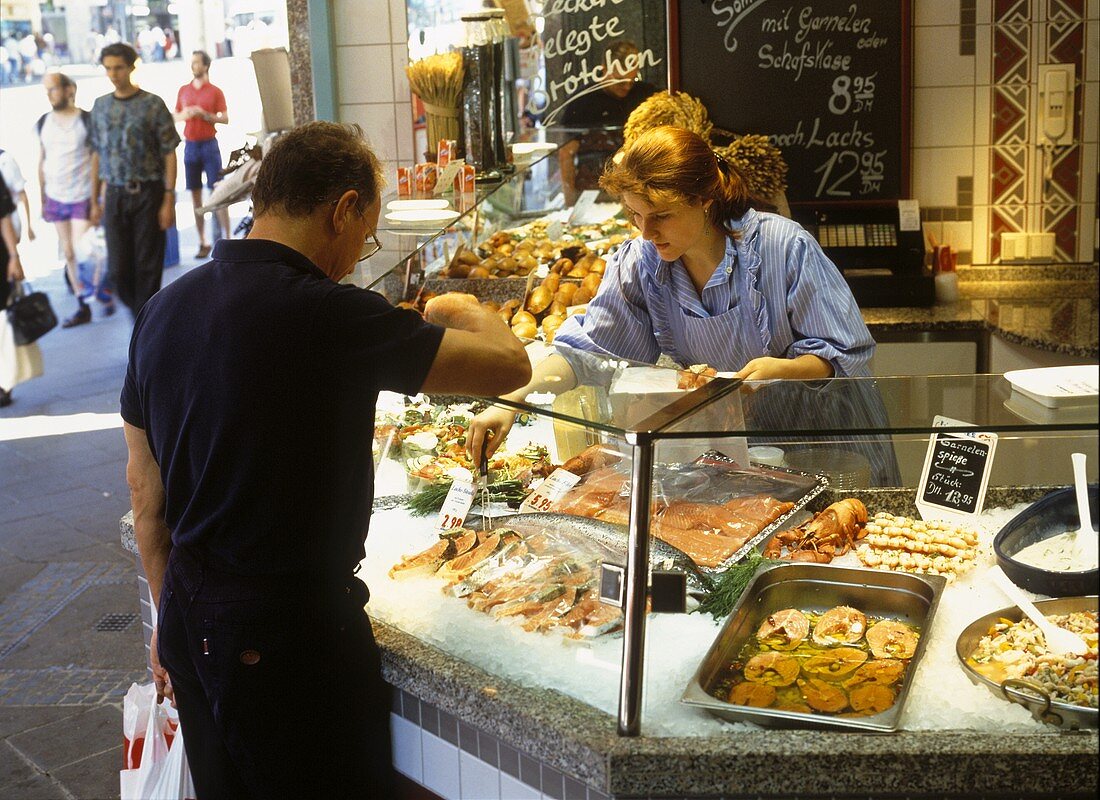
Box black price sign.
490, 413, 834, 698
917, 424, 997, 519
670, 0, 910, 204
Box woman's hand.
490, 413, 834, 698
466, 405, 517, 466
149, 628, 175, 708
735, 354, 833, 383
6, 253, 24, 282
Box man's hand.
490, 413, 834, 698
26, 224, 35, 242
149, 628, 175, 707
466, 405, 516, 466
89, 200, 102, 227
158, 193, 175, 231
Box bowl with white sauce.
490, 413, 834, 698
994, 485, 1098, 597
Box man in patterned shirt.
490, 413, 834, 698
89, 43, 180, 317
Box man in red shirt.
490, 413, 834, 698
174, 50, 229, 259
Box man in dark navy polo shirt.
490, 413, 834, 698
121, 121, 530, 799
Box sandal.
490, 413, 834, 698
195, 245, 212, 259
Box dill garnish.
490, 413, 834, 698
693, 553, 783, 619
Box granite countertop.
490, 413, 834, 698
374, 621, 1097, 798
863, 265, 1099, 357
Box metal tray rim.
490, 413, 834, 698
954, 595, 1098, 729
682, 561, 947, 732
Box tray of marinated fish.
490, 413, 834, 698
549, 446, 826, 572
956, 596, 1098, 729
682, 562, 946, 731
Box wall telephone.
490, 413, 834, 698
1038, 64, 1074, 147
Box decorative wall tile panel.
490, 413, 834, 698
991, 206, 1028, 260
991, 146, 1029, 203
992, 84, 1030, 142
993, 24, 1031, 83
994, 0, 1033, 25
1046, 144, 1082, 204
1047, 0, 1087, 21
1041, 204, 1081, 260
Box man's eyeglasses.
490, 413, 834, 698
359, 234, 382, 262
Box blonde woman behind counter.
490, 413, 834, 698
468, 125, 874, 464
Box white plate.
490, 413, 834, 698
511, 142, 558, 160
383, 209, 461, 228
1004, 365, 1099, 408
386, 199, 450, 212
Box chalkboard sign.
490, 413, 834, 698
669, 0, 911, 205
917, 428, 998, 519
539, 0, 668, 126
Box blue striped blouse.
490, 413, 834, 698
554, 208, 875, 382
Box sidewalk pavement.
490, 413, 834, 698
0, 222, 210, 799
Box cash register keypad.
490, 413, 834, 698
816, 224, 897, 248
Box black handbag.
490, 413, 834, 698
7, 282, 58, 345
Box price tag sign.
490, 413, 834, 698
916, 415, 997, 523
436, 480, 475, 532
520, 468, 581, 513
434, 159, 464, 196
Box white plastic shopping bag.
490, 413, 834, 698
0, 308, 44, 389
120, 685, 170, 800
145, 721, 197, 800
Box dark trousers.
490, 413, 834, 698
103, 182, 165, 317
158, 547, 395, 800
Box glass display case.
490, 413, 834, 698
355, 152, 1098, 745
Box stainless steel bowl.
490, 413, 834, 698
955, 595, 1098, 729
682, 562, 946, 732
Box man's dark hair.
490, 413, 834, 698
252, 122, 385, 217
50, 71, 76, 90
193, 50, 211, 68
100, 42, 138, 66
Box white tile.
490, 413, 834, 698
336, 45, 395, 104
913, 0, 958, 26
913, 87, 975, 147
333, 0, 391, 46
391, 714, 423, 782
390, 0, 409, 45
1083, 81, 1099, 143
460, 751, 500, 800
912, 147, 975, 207
976, 3, 992, 25
499, 773, 540, 800
395, 101, 416, 163
942, 220, 974, 251
392, 43, 411, 103
971, 205, 991, 264
973, 145, 992, 206
975, 23, 993, 85
974, 85, 991, 148
914, 27, 974, 87
423, 732, 461, 799
339, 103, 401, 163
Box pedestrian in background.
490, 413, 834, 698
0, 147, 36, 244
88, 43, 180, 318
1, 179, 25, 408
174, 50, 230, 259
37, 71, 114, 327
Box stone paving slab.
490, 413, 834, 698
0, 669, 147, 707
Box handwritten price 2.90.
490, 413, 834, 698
438, 513, 465, 531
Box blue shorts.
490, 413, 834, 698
184, 138, 223, 191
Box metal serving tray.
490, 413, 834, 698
956, 595, 1098, 730
682, 562, 947, 732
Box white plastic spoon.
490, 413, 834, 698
989, 565, 1089, 656
1070, 452, 1097, 565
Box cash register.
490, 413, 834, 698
793, 206, 934, 307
